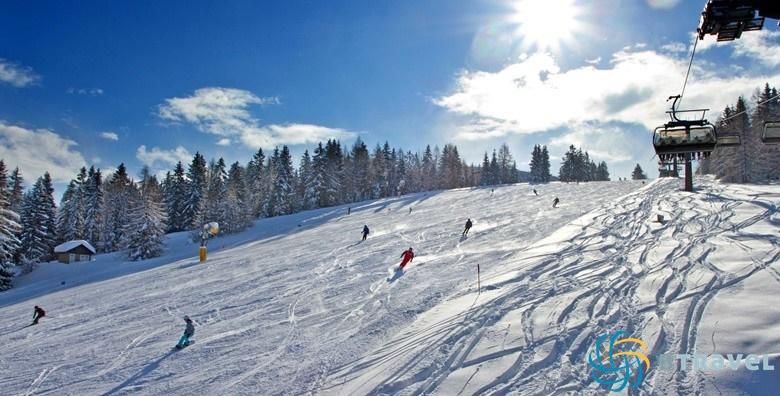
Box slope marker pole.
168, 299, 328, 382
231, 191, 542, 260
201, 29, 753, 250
477, 264, 481, 294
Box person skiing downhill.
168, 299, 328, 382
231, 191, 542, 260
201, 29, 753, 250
552, 197, 560, 208
399, 247, 414, 270
533, 189, 538, 196
32, 305, 46, 325
176, 316, 195, 349
462, 219, 473, 236
362, 225, 370, 241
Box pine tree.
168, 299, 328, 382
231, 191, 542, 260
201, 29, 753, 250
421, 145, 436, 191
529, 145, 541, 183
480, 152, 491, 186
245, 148, 267, 217
540, 145, 551, 182
183, 152, 207, 228
124, 168, 166, 260
19, 173, 57, 263
8, 167, 23, 215
631, 164, 647, 180
268, 146, 296, 216
202, 158, 229, 226
350, 139, 371, 201
83, 167, 104, 250
163, 162, 188, 232
102, 164, 135, 251
0, 161, 21, 290
596, 161, 610, 181
299, 150, 317, 210
225, 161, 251, 233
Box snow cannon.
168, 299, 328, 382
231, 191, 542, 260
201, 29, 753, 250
205, 222, 220, 236
199, 222, 220, 262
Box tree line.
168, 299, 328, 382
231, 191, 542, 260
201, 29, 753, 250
3, 139, 614, 290
698, 83, 780, 182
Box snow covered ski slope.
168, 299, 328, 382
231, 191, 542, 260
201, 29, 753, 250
1, 178, 778, 395
324, 178, 780, 395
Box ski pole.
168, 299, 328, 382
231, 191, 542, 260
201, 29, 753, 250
477, 264, 481, 294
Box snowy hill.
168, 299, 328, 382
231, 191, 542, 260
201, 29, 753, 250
1, 179, 778, 395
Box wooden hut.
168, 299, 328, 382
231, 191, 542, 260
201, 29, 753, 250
54, 240, 96, 264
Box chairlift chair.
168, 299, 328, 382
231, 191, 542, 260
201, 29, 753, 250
698, 0, 780, 42
653, 95, 717, 159
763, 121, 780, 143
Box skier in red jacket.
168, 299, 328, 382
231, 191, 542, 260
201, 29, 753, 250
399, 247, 414, 270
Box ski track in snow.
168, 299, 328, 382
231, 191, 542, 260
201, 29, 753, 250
0, 179, 778, 395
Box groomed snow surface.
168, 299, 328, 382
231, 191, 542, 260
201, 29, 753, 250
1, 178, 778, 395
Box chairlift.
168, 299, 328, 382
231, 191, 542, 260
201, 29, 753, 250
763, 121, 780, 143
716, 135, 741, 147
698, 0, 780, 42
653, 95, 717, 158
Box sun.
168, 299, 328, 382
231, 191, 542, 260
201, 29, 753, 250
507, 0, 584, 53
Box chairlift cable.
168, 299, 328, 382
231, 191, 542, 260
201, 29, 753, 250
717, 92, 780, 124
678, 33, 700, 109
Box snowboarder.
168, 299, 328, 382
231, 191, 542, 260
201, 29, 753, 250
399, 247, 414, 270
32, 305, 46, 325
362, 225, 370, 241
533, 189, 538, 196
176, 316, 195, 349
552, 197, 560, 208
462, 219, 473, 236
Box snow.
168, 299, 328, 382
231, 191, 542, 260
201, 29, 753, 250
1, 178, 778, 395
53, 240, 96, 254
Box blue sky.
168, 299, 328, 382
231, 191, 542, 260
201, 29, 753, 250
1, 0, 778, 195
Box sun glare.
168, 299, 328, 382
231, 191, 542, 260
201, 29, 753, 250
508, 0, 584, 52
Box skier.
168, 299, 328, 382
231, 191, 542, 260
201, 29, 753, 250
362, 225, 370, 241
409, 207, 412, 214
347, 207, 351, 215
552, 196, 560, 208
32, 305, 46, 325
462, 218, 473, 236
176, 316, 195, 349
533, 189, 538, 196
398, 247, 414, 270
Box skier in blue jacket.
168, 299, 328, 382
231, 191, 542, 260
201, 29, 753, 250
176, 316, 195, 349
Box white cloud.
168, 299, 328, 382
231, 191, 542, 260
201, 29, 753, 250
584, 57, 601, 65
136, 145, 192, 168
548, 124, 637, 163
240, 124, 356, 149
67, 87, 104, 96
158, 87, 354, 147
434, 47, 780, 141
646, 0, 682, 9
100, 131, 119, 141
0, 122, 87, 182
216, 138, 231, 146
660, 42, 688, 54
0, 59, 40, 87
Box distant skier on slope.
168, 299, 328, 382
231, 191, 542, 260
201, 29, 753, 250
462, 218, 473, 237
398, 247, 414, 270
31, 305, 46, 325
347, 207, 351, 215
552, 197, 560, 208
176, 316, 195, 349
362, 225, 370, 241
533, 189, 538, 196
